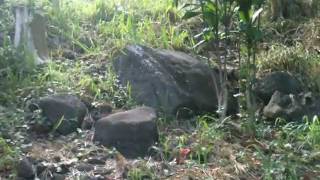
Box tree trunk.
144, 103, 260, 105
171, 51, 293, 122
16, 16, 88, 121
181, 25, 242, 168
14, 6, 49, 65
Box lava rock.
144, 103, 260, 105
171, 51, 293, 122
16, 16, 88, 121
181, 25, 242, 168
262, 91, 320, 122
94, 106, 158, 158
254, 71, 303, 104
28, 94, 88, 135
113, 45, 238, 116
16, 158, 35, 179
263, 91, 304, 121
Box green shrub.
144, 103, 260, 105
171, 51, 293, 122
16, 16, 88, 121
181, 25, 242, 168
257, 43, 320, 91
0, 137, 18, 174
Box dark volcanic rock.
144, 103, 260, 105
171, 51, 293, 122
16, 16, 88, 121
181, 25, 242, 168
29, 94, 88, 135
254, 71, 303, 104
263, 91, 320, 121
113, 45, 238, 116
263, 91, 304, 121
94, 106, 158, 158
16, 158, 35, 179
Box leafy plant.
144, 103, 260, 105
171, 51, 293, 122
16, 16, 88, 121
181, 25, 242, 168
128, 165, 155, 180
193, 145, 211, 164
236, 0, 264, 136
0, 137, 18, 173
306, 116, 320, 147
183, 0, 238, 120
258, 43, 320, 92
257, 149, 298, 180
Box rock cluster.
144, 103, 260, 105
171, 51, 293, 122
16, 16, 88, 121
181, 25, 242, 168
22, 44, 241, 168
255, 71, 320, 122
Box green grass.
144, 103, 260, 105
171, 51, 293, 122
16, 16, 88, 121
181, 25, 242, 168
257, 43, 320, 92
1, 0, 194, 107
253, 116, 320, 179
0, 137, 19, 178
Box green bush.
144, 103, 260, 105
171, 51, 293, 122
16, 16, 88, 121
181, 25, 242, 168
257, 43, 320, 91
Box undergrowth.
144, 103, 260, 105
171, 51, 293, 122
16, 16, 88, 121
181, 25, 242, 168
257, 43, 320, 92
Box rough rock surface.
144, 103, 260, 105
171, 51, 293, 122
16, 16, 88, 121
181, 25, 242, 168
94, 106, 158, 158
113, 45, 238, 116
263, 91, 320, 121
29, 94, 88, 135
16, 158, 35, 179
254, 71, 303, 104
263, 91, 304, 121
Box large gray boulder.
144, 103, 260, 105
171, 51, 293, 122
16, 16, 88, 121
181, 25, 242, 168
254, 71, 303, 104
113, 45, 237, 116
93, 106, 158, 158
28, 94, 87, 135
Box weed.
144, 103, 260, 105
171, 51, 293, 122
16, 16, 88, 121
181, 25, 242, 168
258, 43, 320, 92
128, 163, 155, 180
193, 145, 211, 164
306, 116, 320, 147
0, 137, 18, 174
197, 115, 223, 143
257, 150, 298, 180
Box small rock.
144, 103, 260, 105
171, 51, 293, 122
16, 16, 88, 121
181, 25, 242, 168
76, 163, 94, 172
62, 49, 76, 60
263, 91, 304, 121
254, 71, 303, 104
94, 106, 158, 158
53, 156, 61, 162
86, 157, 106, 165
263, 91, 320, 122
28, 94, 88, 135
16, 158, 35, 179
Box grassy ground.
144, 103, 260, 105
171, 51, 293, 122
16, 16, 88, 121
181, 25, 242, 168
0, 0, 320, 179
